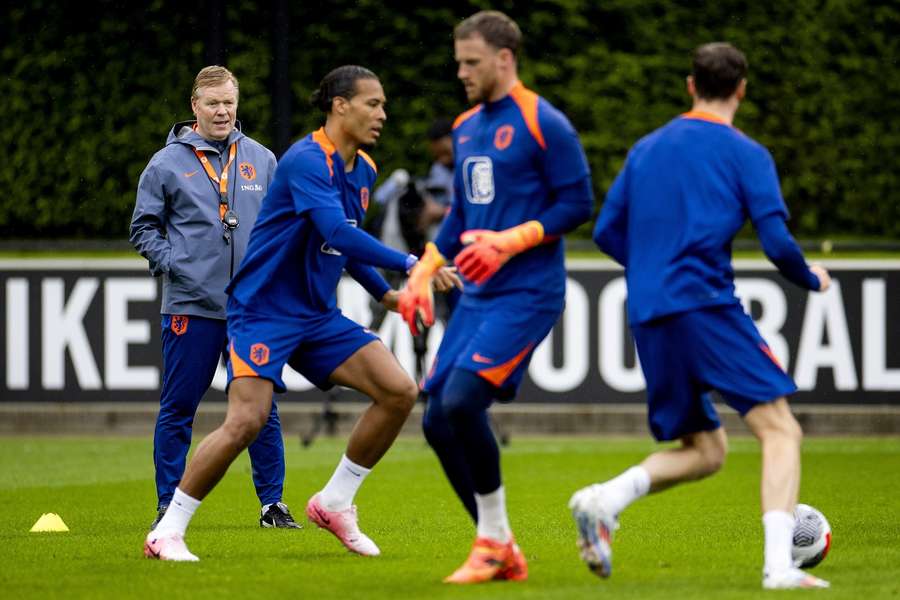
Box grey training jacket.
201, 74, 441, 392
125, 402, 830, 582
130, 121, 276, 319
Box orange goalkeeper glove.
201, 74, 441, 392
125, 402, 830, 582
454, 220, 544, 285
398, 242, 446, 335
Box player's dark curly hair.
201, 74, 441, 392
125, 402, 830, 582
692, 43, 748, 100
309, 65, 379, 114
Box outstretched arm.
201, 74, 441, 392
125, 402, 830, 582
432, 170, 467, 261
308, 207, 415, 273
345, 260, 391, 301
454, 180, 594, 285
755, 214, 828, 291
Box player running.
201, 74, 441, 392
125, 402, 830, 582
398, 10, 593, 584
569, 42, 831, 590
145, 65, 458, 561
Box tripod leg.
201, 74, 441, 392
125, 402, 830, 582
490, 412, 510, 447
301, 412, 324, 447
413, 325, 429, 385
301, 388, 341, 447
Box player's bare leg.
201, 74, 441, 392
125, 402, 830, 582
179, 377, 274, 499
570, 428, 726, 577
744, 398, 828, 589
641, 428, 728, 492
145, 377, 273, 561
329, 340, 418, 467
744, 398, 801, 513
306, 340, 417, 556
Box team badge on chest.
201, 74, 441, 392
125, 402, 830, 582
494, 125, 514, 150
239, 162, 256, 181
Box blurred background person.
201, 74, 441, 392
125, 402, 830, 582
372, 117, 456, 259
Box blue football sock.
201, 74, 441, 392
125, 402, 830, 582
441, 368, 501, 495
422, 390, 478, 521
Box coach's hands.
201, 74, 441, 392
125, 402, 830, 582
810, 263, 831, 292
398, 242, 446, 335
455, 220, 544, 285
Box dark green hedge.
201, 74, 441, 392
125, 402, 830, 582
2, 0, 898, 239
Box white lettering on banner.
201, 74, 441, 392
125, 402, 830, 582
211, 359, 228, 391
104, 279, 158, 389
529, 278, 589, 392
211, 352, 319, 392
282, 365, 316, 392
598, 277, 644, 392
794, 281, 858, 391
42, 278, 102, 390
377, 311, 444, 380
735, 278, 790, 369
377, 311, 414, 376
4, 265, 897, 398
338, 278, 372, 328
863, 279, 900, 390
340, 277, 417, 374
5, 278, 29, 389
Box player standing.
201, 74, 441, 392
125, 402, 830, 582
144, 65, 457, 561
398, 10, 594, 584
569, 42, 831, 590
131, 65, 300, 531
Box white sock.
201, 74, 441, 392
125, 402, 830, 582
599, 466, 651, 515
475, 486, 512, 543
763, 510, 795, 574
154, 488, 200, 536
319, 454, 371, 511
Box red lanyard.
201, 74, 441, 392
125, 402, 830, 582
193, 143, 237, 220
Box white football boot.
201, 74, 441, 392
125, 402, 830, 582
568, 484, 618, 578
763, 567, 830, 589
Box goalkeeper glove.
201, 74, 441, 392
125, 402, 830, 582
454, 220, 544, 285
398, 242, 446, 335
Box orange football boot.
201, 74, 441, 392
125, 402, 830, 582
444, 536, 528, 584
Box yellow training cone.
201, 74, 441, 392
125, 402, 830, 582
30, 513, 69, 532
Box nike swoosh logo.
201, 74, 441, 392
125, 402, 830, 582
459, 136, 471, 144
184, 170, 199, 178
347, 468, 362, 477
472, 353, 493, 364
313, 506, 330, 525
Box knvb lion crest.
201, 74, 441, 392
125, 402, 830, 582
361, 187, 370, 211
250, 343, 270, 366
494, 125, 514, 150
239, 162, 257, 181
171, 315, 189, 336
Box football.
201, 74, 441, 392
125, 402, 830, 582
792, 503, 832, 568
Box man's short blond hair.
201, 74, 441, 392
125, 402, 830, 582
191, 65, 239, 99
455, 10, 522, 57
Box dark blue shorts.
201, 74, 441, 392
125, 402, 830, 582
424, 296, 560, 399
226, 298, 378, 393
632, 303, 797, 441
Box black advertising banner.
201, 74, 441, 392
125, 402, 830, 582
1, 259, 898, 404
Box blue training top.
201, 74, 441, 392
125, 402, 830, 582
594, 111, 818, 326
227, 127, 408, 318
434, 81, 593, 311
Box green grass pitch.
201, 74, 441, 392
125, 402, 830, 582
1, 435, 898, 599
